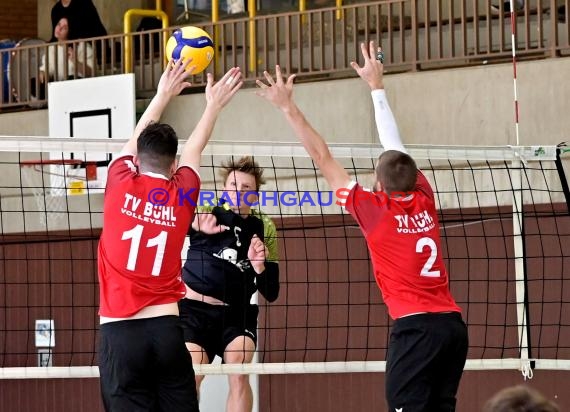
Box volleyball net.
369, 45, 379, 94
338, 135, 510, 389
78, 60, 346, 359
0, 138, 569, 379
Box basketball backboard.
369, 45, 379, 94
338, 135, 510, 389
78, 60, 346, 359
48, 73, 136, 193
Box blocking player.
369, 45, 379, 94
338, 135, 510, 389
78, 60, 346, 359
97, 59, 242, 412
256, 42, 468, 411
180, 156, 279, 412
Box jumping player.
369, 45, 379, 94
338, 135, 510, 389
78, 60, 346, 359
256, 42, 468, 411
97, 59, 242, 412
180, 156, 279, 412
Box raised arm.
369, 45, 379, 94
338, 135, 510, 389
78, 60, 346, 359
255, 66, 351, 194
120, 59, 193, 156
178, 67, 243, 171
351, 41, 406, 153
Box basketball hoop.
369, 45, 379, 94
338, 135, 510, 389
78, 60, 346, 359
19, 159, 99, 225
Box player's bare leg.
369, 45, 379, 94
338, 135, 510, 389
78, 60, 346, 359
186, 342, 209, 401
223, 336, 256, 412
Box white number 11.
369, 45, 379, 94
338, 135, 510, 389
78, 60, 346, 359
122, 224, 167, 276
416, 237, 441, 277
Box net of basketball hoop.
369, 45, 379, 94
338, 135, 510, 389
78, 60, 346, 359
19, 159, 99, 225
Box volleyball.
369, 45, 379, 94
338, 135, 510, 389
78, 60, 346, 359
165, 26, 214, 74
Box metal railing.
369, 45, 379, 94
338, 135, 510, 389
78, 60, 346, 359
1, 0, 568, 110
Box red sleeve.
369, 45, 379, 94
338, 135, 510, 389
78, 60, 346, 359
171, 166, 201, 210
343, 182, 387, 237
105, 155, 137, 191
415, 171, 435, 200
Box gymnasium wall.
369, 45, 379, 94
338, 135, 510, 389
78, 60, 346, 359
0, 0, 37, 40
0, 209, 568, 411
1, 56, 569, 147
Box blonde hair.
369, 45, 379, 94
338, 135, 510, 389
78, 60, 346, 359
219, 156, 266, 191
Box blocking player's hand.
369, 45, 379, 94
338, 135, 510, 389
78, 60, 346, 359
192, 213, 229, 234
204, 67, 243, 111
255, 65, 297, 112
157, 58, 193, 99
350, 41, 384, 91
248, 235, 269, 273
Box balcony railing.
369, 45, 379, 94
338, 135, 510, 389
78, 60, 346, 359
1, 0, 569, 110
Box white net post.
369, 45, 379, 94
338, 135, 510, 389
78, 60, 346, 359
511, 156, 533, 380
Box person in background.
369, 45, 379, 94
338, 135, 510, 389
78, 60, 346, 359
483, 386, 559, 412
50, 0, 107, 41
42, 17, 94, 80
32, 17, 93, 100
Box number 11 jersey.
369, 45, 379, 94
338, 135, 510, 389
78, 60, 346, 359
98, 155, 200, 318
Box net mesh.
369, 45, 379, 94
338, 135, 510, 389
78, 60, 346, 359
0, 139, 569, 379
18, 159, 88, 227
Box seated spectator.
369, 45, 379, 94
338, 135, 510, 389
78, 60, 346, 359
32, 17, 93, 100
50, 0, 107, 41
483, 385, 559, 412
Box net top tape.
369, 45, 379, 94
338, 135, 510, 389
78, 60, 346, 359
0, 136, 558, 161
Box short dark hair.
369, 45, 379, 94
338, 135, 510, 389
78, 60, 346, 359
483, 386, 559, 412
137, 122, 178, 173
220, 156, 266, 191
375, 150, 417, 194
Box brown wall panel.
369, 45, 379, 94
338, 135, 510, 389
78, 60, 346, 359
0, 207, 568, 410
258, 370, 569, 411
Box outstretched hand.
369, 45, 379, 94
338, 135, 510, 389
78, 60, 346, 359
350, 41, 385, 90
157, 58, 194, 99
205, 67, 243, 111
192, 213, 229, 234
255, 65, 297, 112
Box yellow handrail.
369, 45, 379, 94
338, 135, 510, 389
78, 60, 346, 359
248, 0, 256, 72
123, 9, 169, 73
212, 0, 219, 74
336, 0, 343, 20
300, 0, 307, 23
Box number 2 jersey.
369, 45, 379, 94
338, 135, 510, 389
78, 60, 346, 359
98, 155, 200, 318
344, 171, 461, 319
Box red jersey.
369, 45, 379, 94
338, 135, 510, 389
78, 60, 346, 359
344, 172, 460, 319
98, 155, 200, 318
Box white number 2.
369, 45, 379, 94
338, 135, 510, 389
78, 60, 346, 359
122, 224, 167, 276
415, 237, 441, 277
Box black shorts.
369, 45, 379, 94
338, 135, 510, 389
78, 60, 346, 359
386, 312, 468, 412
98, 315, 199, 412
178, 298, 259, 363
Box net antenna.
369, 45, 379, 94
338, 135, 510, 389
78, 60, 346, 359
507, 0, 532, 379
19, 159, 99, 225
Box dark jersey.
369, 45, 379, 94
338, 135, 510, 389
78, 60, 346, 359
182, 204, 279, 306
